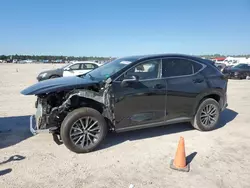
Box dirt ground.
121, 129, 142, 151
0, 63, 249, 188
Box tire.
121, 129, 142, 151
50, 75, 60, 79
191, 98, 220, 131
60, 107, 108, 153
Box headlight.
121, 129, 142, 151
39, 73, 47, 78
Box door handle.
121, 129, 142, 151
193, 78, 204, 83
153, 84, 165, 89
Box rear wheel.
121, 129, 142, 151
60, 107, 108, 153
192, 98, 220, 131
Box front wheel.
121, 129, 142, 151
50, 75, 60, 79
60, 107, 108, 153
191, 98, 220, 131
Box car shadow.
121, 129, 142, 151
101, 122, 193, 150
0, 115, 33, 149
216, 108, 238, 129
100, 108, 238, 150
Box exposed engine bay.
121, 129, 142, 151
33, 79, 115, 136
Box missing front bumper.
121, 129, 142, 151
30, 115, 63, 145
29, 115, 50, 135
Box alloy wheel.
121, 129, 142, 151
69, 117, 101, 148
200, 104, 218, 127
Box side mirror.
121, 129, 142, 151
121, 75, 139, 87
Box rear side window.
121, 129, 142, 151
202, 63, 224, 77
193, 62, 203, 73
162, 58, 203, 77
82, 63, 96, 69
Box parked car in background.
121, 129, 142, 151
37, 61, 101, 81
222, 63, 250, 79
215, 62, 227, 72
21, 54, 228, 153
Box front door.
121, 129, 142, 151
76, 63, 98, 76
63, 63, 81, 77
111, 59, 167, 130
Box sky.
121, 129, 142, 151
0, 0, 250, 57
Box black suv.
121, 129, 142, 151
21, 54, 228, 153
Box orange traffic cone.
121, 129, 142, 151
170, 136, 190, 172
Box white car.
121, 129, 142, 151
37, 61, 101, 81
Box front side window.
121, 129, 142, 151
124, 59, 161, 80
69, 63, 80, 70
162, 58, 194, 77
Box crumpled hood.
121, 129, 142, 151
21, 76, 100, 95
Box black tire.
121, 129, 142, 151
60, 107, 108, 153
50, 75, 60, 79
191, 98, 220, 131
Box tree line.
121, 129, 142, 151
0, 55, 111, 61
200, 54, 250, 59
0, 54, 249, 61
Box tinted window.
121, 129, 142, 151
193, 62, 203, 73
162, 58, 194, 77
203, 66, 221, 76
69, 64, 80, 70
82, 63, 96, 69
124, 59, 161, 80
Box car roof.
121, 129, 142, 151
121, 53, 208, 64
123, 53, 199, 60
70, 61, 100, 65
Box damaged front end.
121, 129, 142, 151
29, 79, 115, 141
30, 91, 67, 135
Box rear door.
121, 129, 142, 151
162, 57, 207, 120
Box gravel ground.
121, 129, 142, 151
0, 63, 249, 188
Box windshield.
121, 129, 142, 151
61, 62, 73, 69
84, 57, 138, 80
